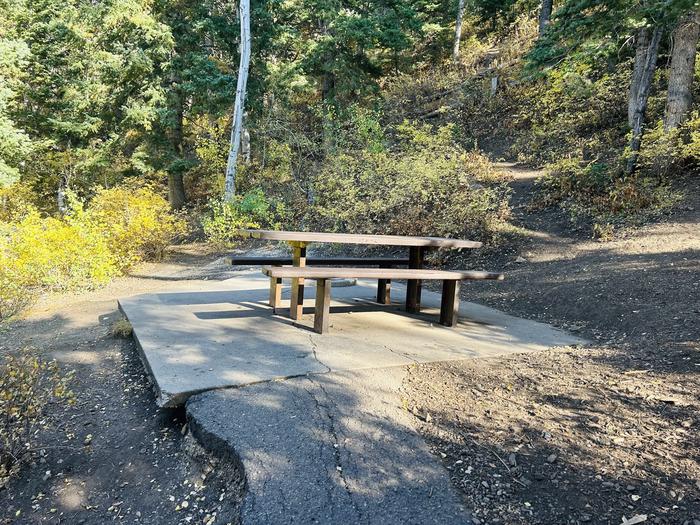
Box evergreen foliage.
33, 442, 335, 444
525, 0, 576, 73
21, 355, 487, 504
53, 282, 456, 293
0, 0, 698, 237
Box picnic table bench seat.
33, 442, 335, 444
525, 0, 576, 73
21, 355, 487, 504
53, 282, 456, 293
232, 255, 410, 305
262, 266, 504, 334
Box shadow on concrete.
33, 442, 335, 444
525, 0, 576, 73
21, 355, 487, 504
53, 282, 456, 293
118, 274, 585, 407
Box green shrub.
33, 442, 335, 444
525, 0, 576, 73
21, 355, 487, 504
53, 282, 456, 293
0, 349, 74, 487
202, 188, 279, 247
309, 123, 510, 242
111, 318, 133, 338
537, 157, 683, 236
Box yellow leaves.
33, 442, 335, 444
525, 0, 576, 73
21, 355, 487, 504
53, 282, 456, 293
0, 180, 186, 321
86, 181, 187, 271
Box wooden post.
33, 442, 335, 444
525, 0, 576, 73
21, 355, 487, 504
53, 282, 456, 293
406, 246, 424, 313
439, 280, 460, 327
269, 276, 282, 312
290, 244, 306, 320
377, 262, 391, 304
314, 278, 331, 334
377, 279, 391, 304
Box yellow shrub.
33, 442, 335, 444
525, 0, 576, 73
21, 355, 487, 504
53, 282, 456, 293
0, 246, 34, 321
2, 210, 117, 292
0, 181, 186, 321
1, 349, 74, 486
0, 183, 35, 222
85, 182, 187, 271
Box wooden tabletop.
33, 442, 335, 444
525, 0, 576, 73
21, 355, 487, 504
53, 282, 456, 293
235, 229, 482, 249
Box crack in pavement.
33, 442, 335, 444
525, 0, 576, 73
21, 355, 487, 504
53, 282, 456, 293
384, 344, 419, 363
304, 377, 363, 522
308, 334, 332, 373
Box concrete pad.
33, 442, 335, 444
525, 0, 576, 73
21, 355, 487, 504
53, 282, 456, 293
187, 368, 471, 524
119, 271, 586, 406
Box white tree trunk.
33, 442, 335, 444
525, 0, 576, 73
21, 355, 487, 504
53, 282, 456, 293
241, 122, 251, 163
628, 27, 650, 128
224, 0, 251, 200
452, 0, 466, 62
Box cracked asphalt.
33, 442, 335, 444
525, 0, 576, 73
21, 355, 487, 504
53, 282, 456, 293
186, 368, 471, 524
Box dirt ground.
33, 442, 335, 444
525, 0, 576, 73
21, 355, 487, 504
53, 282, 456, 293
0, 167, 698, 525
403, 167, 700, 525
0, 250, 243, 525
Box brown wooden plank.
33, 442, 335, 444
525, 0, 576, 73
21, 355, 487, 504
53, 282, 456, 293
289, 245, 306, 320
314, 279, 331, 334
234, 229, 482, 249
262, 266, 504, 281
269, 276, 282, 312
231, 256, 410, 266
439, 280, 461, 327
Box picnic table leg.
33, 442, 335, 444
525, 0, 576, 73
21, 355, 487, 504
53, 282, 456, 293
377, 263, 391, 304
439, 280, 460, 327
406, 247, 424, 313
377, 279, 391, 304
290, 244, 306, 320
269, 273, 282, 312
314, 278, 331, 334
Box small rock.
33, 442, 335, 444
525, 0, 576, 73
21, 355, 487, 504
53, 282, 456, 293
42, 470, 51, 481
83, 434, 93, 446
547, 454, 557, 463
515, 256, 527, 264
508, 453, 517, 467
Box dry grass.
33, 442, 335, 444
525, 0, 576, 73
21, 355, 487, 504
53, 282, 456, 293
111, 318, 133, 338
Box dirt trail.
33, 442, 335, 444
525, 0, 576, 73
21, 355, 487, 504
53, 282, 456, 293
0, 247, 243, 525
1, 170, 698, 524
404, 166, 700, 524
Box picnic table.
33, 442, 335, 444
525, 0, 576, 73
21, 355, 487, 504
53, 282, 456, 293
233, 229, 494, 329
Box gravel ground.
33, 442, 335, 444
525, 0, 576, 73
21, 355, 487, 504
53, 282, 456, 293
0, 246, 243, 525
402, 168, 700, 525
1, 170, 697, 525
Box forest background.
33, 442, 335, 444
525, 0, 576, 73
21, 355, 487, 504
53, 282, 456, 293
1, 0, 699, 319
